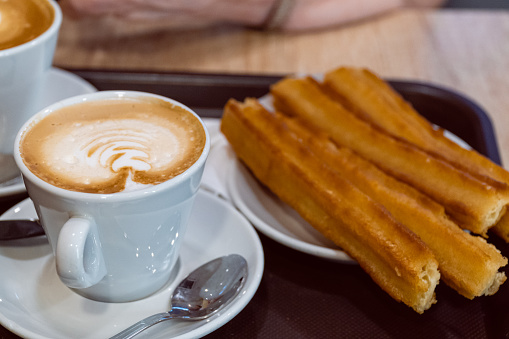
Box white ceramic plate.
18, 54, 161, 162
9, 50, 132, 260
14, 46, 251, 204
0, 68, 97, 197
0, 190, 264, 339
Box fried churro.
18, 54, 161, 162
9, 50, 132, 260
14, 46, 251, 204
282, 115, 507, 299
270, 76, 509, 236
323, 67, 509, 241
221, 98, 440, 313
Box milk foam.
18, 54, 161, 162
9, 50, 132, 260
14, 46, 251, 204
123, 174, 154, 192
44, 119, 183, 185
20, 98, 206, 194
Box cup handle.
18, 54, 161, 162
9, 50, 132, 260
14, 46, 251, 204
56, 217, 107, 289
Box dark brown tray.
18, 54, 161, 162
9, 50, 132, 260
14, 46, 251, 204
1, 69, 507, 339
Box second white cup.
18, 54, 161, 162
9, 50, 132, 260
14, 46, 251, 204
0, 0, 62, 155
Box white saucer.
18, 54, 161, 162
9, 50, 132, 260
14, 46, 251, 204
0, 190, 264, 339
228, 159, 355, 264
0, 67, 97, 198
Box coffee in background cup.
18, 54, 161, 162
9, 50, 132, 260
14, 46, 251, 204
14, 91, 210, 302
20, 96, 206, 194
0, 0, 55, 50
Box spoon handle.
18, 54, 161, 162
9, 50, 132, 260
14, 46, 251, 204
110, 312, 174, 339
0, 219, 45, 240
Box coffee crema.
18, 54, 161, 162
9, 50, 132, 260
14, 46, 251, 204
0, 0, 54, 51
20, 97, 206, 194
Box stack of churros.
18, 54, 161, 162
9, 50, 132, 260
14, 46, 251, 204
220, 67, 508, 313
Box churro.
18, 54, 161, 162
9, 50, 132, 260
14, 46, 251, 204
323, 67, 509, 241
221, 98, 440, 313
270, 76, 509, 236
282, 115, 507, 299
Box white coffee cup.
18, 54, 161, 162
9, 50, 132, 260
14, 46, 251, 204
14, 91, 210, 302
0, 0, 62, 185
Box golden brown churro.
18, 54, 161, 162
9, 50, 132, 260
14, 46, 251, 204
270, 76, 509, 236
323, 67, 509, 241
221, 67, 509, 312
282, 115, 507, 299
221, 98, 440, 313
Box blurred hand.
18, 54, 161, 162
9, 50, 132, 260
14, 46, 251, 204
60, 0, 445, 34
60, 0, 274, 31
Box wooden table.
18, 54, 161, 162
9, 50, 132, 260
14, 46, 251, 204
54, 8, 509, 167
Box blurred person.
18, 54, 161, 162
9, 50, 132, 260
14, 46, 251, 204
60, 0, 445, 35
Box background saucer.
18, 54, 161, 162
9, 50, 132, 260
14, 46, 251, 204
0, 68, 96, 197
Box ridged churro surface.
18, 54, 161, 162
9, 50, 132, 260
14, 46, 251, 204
221, 66, 509, 312
323, 67, 509, 241
271, 76, 509, 236
221, 98, 440, 313
282, 114, 507, 299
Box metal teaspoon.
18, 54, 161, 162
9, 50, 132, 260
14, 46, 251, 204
110, 254, 248, 339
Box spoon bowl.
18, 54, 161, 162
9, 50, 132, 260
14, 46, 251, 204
110, 254, 248, 339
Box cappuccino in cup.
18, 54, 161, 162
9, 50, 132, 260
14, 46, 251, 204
14, 91, 210, 302
20, 96, 207, 194
0, 0, 55, 50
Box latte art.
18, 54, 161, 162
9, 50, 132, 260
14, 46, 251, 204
20, 98, 206, 193
49, 120, 183, 190
0, 0, 54, 50
82, 131, 153, 173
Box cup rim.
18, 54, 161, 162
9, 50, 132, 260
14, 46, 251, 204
0, 0, 62, 57
14, 90, 211, 202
